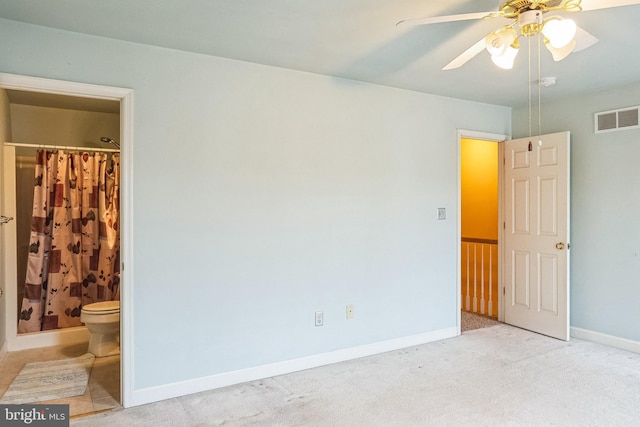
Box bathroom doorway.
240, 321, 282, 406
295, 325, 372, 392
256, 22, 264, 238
9, 97, 120, 335
0, 73, 133, 407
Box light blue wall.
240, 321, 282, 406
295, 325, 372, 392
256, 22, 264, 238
513, 82, 640, 342
0, 19, 511, 392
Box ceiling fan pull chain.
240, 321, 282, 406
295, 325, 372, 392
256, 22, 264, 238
538, 32, 542, 141
528, 35, 532, 138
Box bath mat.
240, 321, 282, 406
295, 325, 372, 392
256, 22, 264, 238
0, 353, 95, 404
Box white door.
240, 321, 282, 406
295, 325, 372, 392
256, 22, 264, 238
504, 131, 570, 340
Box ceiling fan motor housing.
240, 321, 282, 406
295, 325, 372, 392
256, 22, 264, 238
519, 9, 544, 37
500, 0, 569, 18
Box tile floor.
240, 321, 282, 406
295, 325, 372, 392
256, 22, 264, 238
0, 342, 121, 419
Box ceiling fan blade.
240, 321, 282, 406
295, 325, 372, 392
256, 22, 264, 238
580, 0, 640, 11
572, 26, 599, 52
396, 11, 495, 27
442, 38, 487, 70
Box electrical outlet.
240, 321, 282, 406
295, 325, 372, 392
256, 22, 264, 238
346, 304, 355, 319
315, 311, 324, 327
437, 208, 446, 220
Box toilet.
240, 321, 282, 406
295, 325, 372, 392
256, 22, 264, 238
81, 301, 120, 357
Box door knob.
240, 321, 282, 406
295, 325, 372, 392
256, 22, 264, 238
555, 242, 565, 250
0, 215, 14, 225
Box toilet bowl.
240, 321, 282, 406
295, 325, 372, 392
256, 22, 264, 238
81, 301, 120, 357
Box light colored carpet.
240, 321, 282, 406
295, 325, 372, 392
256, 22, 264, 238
73, 325, 640, 426
0, 353, 95, 404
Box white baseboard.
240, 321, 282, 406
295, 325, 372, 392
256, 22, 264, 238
571, 327, 640, 354
130, 326, 458, 407
7, 327, 89, 351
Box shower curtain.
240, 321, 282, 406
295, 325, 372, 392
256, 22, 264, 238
17, 150, 120, 333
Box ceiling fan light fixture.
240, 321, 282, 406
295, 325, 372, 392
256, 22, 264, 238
542, 17, 577, 49
491, 44, 519, 69
485, 27, 517, 56
485, 32, 505, 56
545, 37, 576, 61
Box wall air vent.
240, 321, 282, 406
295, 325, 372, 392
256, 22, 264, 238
595, 106, 640, 134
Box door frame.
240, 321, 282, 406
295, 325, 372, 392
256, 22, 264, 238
0, 72, 134, 407
457, 129, 509, 333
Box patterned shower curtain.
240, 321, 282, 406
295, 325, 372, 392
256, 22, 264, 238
17, 150, 120, 333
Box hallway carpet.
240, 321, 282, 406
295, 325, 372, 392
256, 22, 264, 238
461, 311, 501, 332
73, 324, 640, 426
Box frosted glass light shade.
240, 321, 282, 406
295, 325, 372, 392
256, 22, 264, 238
485, 28, 517, 56
545, 38, 576, 61
485, 33, 506, 56
491, 45, 519, 69
542, 18, 577, 49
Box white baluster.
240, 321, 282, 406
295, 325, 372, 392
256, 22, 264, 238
465, 242, 470, 311
488, 244, 494, 318
462, 239, 498, 317
480, 244, 486, 315
472, 244, 478, 313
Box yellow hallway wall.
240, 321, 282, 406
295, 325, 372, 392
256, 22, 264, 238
461, 138, 498, 240
461, 138, 499, 318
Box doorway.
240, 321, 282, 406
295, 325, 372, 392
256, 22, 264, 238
457, 130, 571, 340
457, 130, 507, 333
0, 72, 133, 407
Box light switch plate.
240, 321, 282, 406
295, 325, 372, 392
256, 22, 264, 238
437, 208, 446, 220
315, 311, 324, 326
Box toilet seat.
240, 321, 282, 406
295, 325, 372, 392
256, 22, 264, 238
82, 301, 120, 315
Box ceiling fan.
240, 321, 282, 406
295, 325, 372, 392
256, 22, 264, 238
397, 0, 640, 70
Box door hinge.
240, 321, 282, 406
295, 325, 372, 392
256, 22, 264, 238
503, 287, 506, 295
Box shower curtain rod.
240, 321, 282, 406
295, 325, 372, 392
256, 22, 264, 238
3, 142, 120, 153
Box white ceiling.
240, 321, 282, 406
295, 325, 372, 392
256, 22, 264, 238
1, 0, 639, 107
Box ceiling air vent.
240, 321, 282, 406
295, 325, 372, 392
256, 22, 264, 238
595, 106, 640, 134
